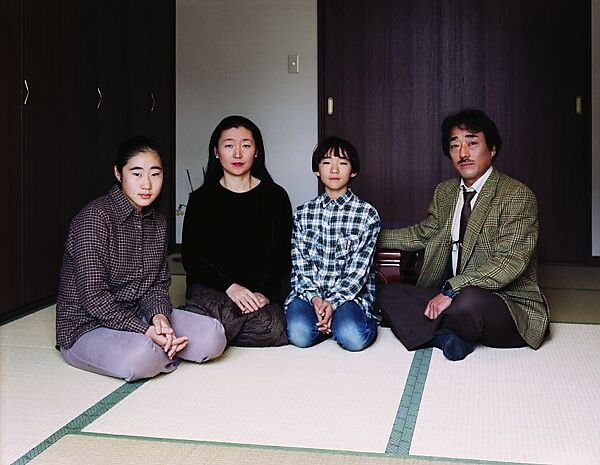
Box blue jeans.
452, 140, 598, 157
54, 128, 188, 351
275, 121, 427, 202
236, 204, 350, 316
285, 298, 377, 351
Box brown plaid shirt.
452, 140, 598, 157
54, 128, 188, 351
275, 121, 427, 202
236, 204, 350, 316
56, 185, 172, 349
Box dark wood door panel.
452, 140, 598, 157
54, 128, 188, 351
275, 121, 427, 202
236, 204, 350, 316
0, 0, 24, 314
62, 0, 99, 226
320, 0, 590, 262
95, 0, 128, 193
22, 0, 67, 303
2, 0, 176, 319
148, 0, 176, 248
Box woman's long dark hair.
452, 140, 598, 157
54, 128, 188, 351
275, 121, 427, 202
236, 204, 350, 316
204, 115, 274, 185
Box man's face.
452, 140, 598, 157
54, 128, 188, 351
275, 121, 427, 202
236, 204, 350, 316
448, 126, 496, 187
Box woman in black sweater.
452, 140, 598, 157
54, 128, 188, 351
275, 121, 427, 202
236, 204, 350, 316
182, 115, 292, 346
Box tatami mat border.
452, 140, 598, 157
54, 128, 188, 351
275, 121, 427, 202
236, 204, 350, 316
548, 320, 600, 326
11, 380, 147, 465
12, 348, 539, 465
542, 287, 600, 292
386, 348, 432, 454
69, 431, 535, 465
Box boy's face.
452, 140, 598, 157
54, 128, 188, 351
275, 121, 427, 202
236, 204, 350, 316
315, 148, 356, 199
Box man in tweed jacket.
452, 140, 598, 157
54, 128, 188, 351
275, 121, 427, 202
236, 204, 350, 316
377, 109, 549, 361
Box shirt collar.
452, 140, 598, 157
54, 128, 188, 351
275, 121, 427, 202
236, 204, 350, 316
109, 184, 155, 223
319, 188, 354, 209
460, 166, 494, 193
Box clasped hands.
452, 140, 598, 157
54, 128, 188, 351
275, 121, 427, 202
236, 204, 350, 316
145, 314, 188, 360
311, 296, 333, 334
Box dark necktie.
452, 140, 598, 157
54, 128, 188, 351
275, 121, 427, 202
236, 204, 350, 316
457, 188, 476, 271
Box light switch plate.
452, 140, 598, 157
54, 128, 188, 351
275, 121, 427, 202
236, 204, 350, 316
288, 54, 299, 73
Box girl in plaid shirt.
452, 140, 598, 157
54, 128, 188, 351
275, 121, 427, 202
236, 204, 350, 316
56, 136, 226, 381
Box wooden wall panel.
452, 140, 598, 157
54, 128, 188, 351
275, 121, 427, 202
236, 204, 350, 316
1, 0, 176, 321
0, 0, 24, 315
320, 0, 590, 263
21, 0, 67, 304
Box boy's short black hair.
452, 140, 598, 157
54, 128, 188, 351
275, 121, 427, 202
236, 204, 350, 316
311, 136, 360, 174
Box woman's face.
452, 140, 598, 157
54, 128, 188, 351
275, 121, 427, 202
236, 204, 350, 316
114, 150, 163, 210
214, 126, 256, 178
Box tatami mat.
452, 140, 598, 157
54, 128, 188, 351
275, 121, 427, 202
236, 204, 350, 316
0, 305, 57, 349
410, 323, 600, 465
83, 329, 413, 453
545, 288, 600, 323
28, 434, 461, 465
167, 253, 185, 276
538, 264, 600, 290
169, 274, 187, 308
5, 261, 600, 465
0, 307, 123, 465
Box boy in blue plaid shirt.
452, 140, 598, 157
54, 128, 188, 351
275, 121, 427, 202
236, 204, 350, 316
285, 137, 381, 351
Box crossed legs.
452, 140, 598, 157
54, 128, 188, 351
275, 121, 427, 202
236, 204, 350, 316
377, 283, 526, 358
60, 309, 226, 382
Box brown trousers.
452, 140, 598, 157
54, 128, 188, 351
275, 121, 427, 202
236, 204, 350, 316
377, 283, 526, 351
182, 282, 288, 347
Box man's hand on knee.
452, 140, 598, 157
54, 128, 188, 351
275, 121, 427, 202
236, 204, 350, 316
424, 293, 452, 320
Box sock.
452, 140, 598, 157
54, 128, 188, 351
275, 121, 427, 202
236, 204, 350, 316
430, 334, 449, 349
441, 333, 475, 361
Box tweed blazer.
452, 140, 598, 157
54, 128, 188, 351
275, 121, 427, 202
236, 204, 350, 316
378, 169, 549, 349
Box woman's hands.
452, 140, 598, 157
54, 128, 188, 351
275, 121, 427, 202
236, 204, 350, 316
145, 314, 188, 359
226, 284, 270, 313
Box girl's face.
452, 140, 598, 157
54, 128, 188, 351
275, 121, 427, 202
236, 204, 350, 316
214, 126, 256, 178
114, 150, 163, 210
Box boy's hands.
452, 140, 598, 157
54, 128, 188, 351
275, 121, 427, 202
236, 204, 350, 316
311, 296, 332, 334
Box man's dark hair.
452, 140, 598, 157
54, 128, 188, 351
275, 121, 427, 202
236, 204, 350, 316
441, 109, 503, 159
311, 136, 360, 175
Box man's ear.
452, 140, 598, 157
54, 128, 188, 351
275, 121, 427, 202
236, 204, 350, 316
351, 172, 357, 178
314, 171, 320, 177
490, 146, 497, 158
114, 166, 121, 182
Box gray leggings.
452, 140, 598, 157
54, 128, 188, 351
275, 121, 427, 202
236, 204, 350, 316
60, 309, 226, 382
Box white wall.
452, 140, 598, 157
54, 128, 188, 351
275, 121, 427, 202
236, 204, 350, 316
593, 0, 600, 256
175, 0, 318, 243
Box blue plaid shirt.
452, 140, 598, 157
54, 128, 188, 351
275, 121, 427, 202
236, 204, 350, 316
285, 189, 380, 317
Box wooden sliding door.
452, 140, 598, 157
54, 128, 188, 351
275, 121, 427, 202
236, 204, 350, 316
320, 0, 590, 263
